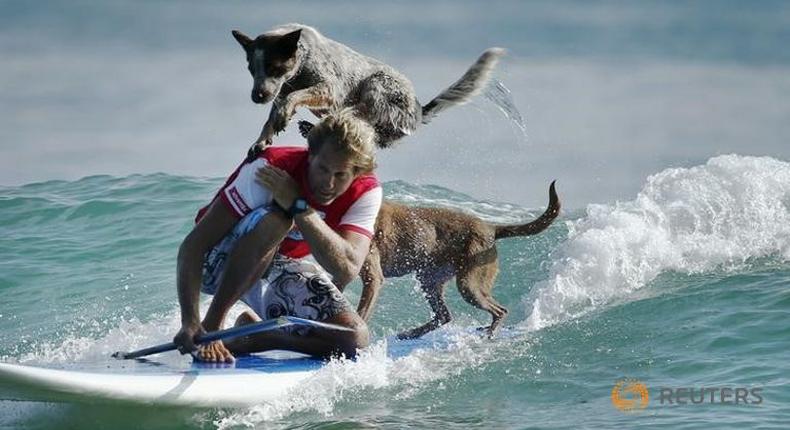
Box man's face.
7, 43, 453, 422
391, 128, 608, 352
307, 143, 359, 206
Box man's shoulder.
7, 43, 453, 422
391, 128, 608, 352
349, 173, 381, 196
261, 146, 308, 170
336, 175, 380, 214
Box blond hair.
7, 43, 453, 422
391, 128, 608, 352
307, 108, 377, 173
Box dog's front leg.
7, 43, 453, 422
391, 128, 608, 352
255, 99, 286, 148
272, 85, 336, 135
254, 85, 334, 151
357, 250, 384, 322
269, 94, 299, 137
245, 108, 277, 159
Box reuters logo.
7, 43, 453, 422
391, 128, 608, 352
612, 379, 649, 412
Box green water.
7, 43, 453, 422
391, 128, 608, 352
1, 166, 789, 429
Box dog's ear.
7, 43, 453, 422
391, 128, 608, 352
231, 30, 253, 50
274, 29, 302, 58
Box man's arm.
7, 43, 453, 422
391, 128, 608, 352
255, 165, 377, 287
294, 211, 371, 287
174, 200, 239, 351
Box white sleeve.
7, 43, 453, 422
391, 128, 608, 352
339, 186, 383, 237
221, 158, 273, 217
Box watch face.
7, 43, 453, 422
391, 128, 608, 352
290, 198, 308, 216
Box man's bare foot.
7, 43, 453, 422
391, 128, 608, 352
193, 340, 235, 363
234, 310, 261, 327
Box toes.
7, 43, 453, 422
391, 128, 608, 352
192, 342, 234, 364
195, 349, 207, 362
196, 345, 218, 362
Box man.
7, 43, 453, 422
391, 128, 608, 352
173, 108, 381, 362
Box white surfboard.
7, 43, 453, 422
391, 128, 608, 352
0, 326, 482, 408
0, 351, 324, 408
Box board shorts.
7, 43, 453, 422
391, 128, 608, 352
200, 206, 353, 328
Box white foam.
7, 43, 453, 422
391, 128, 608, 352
16, 315, 182, 365
524, 154, 790, 330
15, 299, 223, 365
214, 327, 496, 428
9, 302, 503, 427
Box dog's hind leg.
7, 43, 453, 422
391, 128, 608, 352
353, 71, 421, 148
456, 258, 508, 337
396, 281, 452, 340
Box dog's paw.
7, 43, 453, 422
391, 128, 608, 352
297, 120, 315, 138
395, 332, 415, 340
475, 325, 497, 339
246, 142, 263, 160
396, 328, 423, 340
248, 134, 274, 159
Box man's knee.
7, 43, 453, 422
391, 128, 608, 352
331, 312, 370, 355
257, 210, 294, 238
351, 323, 370, 349
245, 211, 293, 255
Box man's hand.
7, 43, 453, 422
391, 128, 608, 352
256, 165, 300, 211
173, 322, 205, 355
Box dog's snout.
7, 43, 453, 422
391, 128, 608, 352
251, 87, 273, 104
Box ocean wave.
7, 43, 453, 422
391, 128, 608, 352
383, 180, 546, 223
523, 154, 790, 331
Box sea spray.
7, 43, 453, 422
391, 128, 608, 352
484, 79, 528, 142
213, 328, 498, 428
524, 154, 790, 330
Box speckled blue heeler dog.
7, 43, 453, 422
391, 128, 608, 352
231, 23, 505, 151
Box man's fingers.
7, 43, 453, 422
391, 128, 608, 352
259, 177, 275, 189
264, 166, 287, 178
256, 167, 283, 181
255, 170, 274, 184
254, 170, 267, 185
174, 327, 200, 355
256, 168, 289, 191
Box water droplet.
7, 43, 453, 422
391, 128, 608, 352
484, 79, 527, 142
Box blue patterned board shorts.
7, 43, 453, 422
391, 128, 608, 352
201, 207, 353, 326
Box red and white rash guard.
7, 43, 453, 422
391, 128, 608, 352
197, 146, 382, 259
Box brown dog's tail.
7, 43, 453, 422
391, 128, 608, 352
421, 48, 506, 124
494, 181, 560, 240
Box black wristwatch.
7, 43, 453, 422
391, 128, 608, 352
287, 198, 309, 217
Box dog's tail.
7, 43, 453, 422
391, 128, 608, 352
494, 181, 560, 240
421, 47, 506, 124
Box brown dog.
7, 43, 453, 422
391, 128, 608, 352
356, 182, 560, 339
